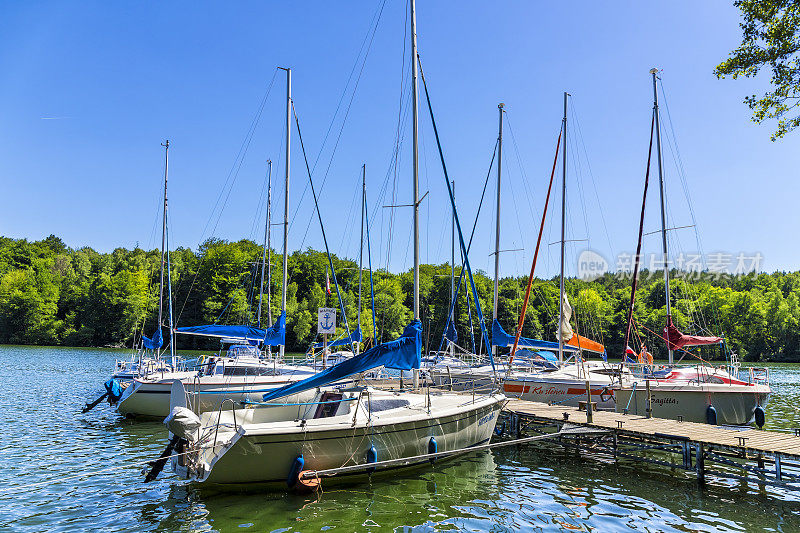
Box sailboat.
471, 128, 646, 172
429, 96, 627, 407
115, 102, 318, 418
164, 0, 505, 488
82, 141, 185, 413
612, 69, 771, 426
115, 141, 179, 383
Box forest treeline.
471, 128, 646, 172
2, 235, 799, 362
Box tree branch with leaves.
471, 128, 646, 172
715, 0, 800, 139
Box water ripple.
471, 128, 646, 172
1, 346, 800, 531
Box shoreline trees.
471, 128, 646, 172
1, 235, 798, 362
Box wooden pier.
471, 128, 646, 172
500, 399, 800, 490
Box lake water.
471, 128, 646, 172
1, 345, 799, 532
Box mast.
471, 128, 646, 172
280, 67, 291, 360
558, 93, 567, 365
492, 103, 503, 358
158, 139, 169, 358
410, 0, 420, 387
166, 202, 175, 368
266, 161, 273, 328
651, 68, 672, 364
258, 160, 272, 329
450, 179, 455, 357
358, 164, 365, 356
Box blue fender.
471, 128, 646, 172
366, 445, 378, 473
706, 404, 718, 425
428, 437, 438, 463
287, 454, 305, 487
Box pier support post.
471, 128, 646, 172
696, 443, 705, 485
511, 413, 521, 439
776, 453, 782, 481
585, 381, 593, 423
645, 380, 652, 419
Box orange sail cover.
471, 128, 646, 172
565, 334, 605, 354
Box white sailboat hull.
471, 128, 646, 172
178, 392, 505, 486
430, 363, 623, 409
502, 376, 618, 409
116, 373, 311, 418
614, 383, 770, 425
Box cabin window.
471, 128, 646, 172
313, 392, 343, 419
222, 366, 275, 377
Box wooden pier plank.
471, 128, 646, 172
502, 400, 800, 458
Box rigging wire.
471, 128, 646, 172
294, 0, 388, 249
292, 102, 352, 341
174, 69, 279, 326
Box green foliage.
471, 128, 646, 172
2, 235, 800, 361
715, 0, 800, 139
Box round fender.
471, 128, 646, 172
706, 404, 718, 426
287, 454, 305, 487
428, 437, 438, 463
494, 421, 506, 437
294, 470, 321, 493
366, 445, 378, 473
754, 405, 766, 428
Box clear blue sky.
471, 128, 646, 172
1, 1, 797, 278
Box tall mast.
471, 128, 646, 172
450, 179, 455, 356
558, 93, 567, 365
166, 201, 175, 367
492, 103, 503, 357
280, 67, 291, 360
358, 164, 365, 356
258, 160, 272, 328
266, 160, 273, 327
410, 0, 420, 387
158, 139, 169, 353
410, 0, 420, 321
651, 67, 672, 364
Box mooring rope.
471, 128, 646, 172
300, 429, 566, 479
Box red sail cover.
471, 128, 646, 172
664, 316, 723, 350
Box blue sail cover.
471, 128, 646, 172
142, 328, 163, 350
262, 320, 422, 403
263, 311, 286, 346
313, 325, 363, 349
174, 311, 286, 345
445, 320, 458, 344
491, 319, 578, 352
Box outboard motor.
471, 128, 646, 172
144, 406, 202, 482
81, 378, 126, 413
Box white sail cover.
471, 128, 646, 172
559, 293, 574, 342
